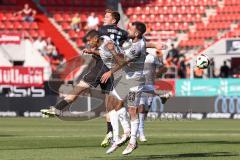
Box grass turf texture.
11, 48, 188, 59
0, 118, 240, 160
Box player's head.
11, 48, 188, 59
83, 30, 101, 48
128, 21, 146, 39
103, 9, 120, 25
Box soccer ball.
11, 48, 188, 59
196, 54, 210, 69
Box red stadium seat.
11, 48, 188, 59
30, 22, 39, 30
5, 21, 14, 29
0, 22, 5, 30
68, 30, 78, 39
22, 22, 30, 30
62, 13, 71, 22
53, 14, 63, 22
135, 7, 142, 15
144, 6, 150, 15
13, 21, 22, 30
76, 38, 84, 47
29, 30, 38, 38
38, 30, 46, 38
126, 8, 134, 15
62, 22, 70, 30
77, 31, 85, 38
0, 13, 6, 21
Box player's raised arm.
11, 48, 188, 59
146, 42, 168, 50
100, 46, 130, 84
105, 41, 125, 66
82, 48, 100, 56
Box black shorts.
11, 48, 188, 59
83, 57, 113, 94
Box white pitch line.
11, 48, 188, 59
1, 133, 240, 139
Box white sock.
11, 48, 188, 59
138, 113, 145, 137
129, 118, 139, 144
109, 110, 119, 142
116, 107, 130, 134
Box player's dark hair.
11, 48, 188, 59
105, 9, 120, 24
132, 21, 146, 38
82, 30, 100, 43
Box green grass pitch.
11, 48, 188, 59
0, 118, 240, 160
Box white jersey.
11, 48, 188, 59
123, 38, 146, 79
143, 53, 163, 86
98, 36, 122, 69
111, 38, 146, 102
140, 53, 163, 105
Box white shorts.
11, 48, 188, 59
140, 94, 153, 106
110, 71, 145, 106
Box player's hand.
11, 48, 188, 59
156, 49, 163, 57
82, 48, 94, 54
105, 42, 115, 52
156, 44, 167, 50
101, 71, 112, 83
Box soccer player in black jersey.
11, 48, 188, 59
99, 9, 169, 148
98, 9, 130, 148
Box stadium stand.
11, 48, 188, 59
38, 0, 106, 48
122, 0, 239, 53
0, 0, 82, 75
120, 0, 240, 78
1, 0, 239, 79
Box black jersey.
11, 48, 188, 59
99, 25, 128, 46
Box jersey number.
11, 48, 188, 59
128, 91, 136, 102
110, 34, 121, 45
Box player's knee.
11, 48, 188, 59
64, 95, 75, 102
105, 95, 116, 111
77, 80, 90, 88
115, 100, 124, 110
128, 107, 138, 119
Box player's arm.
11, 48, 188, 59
156, 52, 168, 76
146, 42, 168, 50
82, 48, 100, 56
100, 59, 131, 84
105, 41, 125, 66
101, 42, 135, 83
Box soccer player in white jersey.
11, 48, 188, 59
101, 21, 147, 155
138, 50, 166, 142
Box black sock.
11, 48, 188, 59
55, 99, 70, 110
107, 122, 113, 134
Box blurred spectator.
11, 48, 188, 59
178, 55, 186, 78
207, 58, 216, 78
71, 13, 82, 32
194, 68, 204, 78
156, 50, 167, 78
150, 95, 162, 112
166, 44, 179, 67
219, 61, 230, 78
33, 36, 47, 55
85, 12, 99, 30
16, 3, 36, 22
186, 63, 191, 78
58, 54, 66, 65
44, 37, 58, 59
